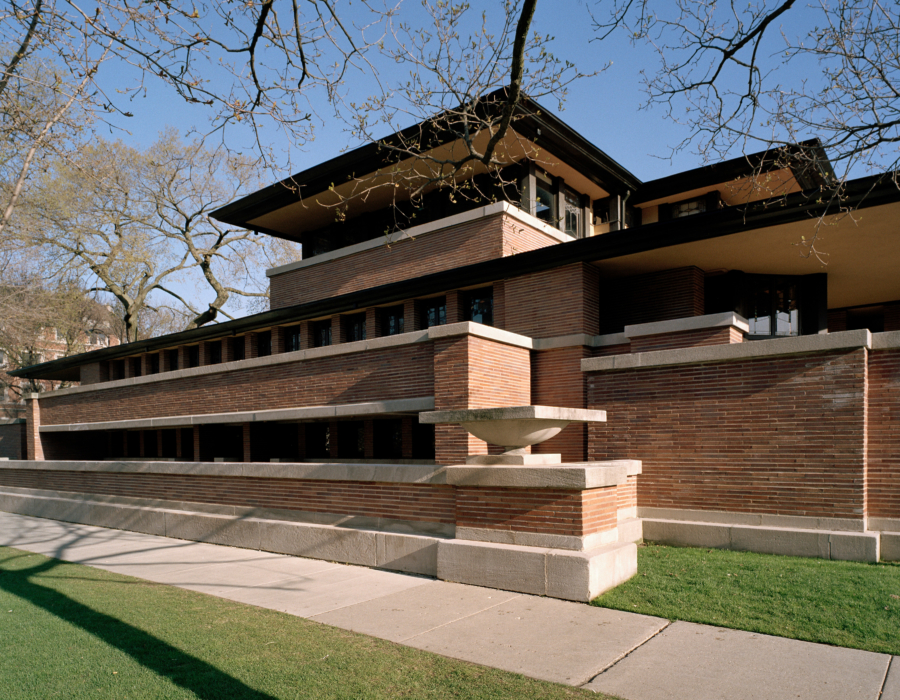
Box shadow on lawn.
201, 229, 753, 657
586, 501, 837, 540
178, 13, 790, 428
0, 550, 279, 700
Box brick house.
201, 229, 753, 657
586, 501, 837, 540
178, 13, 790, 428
3, 94, 898, 599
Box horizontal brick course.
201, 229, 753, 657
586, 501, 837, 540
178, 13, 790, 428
868, 347, 900, 519
270, 213, 559, 309
40, 345, 434, 426
587, 349, 868, 520
0, 469, 456, 524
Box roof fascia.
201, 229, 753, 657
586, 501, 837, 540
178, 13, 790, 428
211, 91, 641, 232
633, 139, 831, 205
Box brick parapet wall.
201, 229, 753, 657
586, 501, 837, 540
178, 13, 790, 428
0, 467, 622, 540
0, 423, 25, 460
598, 266, 705, 334
433, 335, 531, 464
39, 345, 435, 426
269, 212, 560, 309
868, 347, 900, 519
587, 348, 869, 520
504, 263, 600, 338
629, 326, 743, 353
455, 486, 617, 537
531, 345, 591, 462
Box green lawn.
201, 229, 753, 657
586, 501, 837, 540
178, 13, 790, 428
593, 543, 900, 655
0, 547, 605, 700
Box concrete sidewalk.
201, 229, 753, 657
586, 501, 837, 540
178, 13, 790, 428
0, 511, 895, 699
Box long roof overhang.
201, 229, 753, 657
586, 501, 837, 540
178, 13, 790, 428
211, 91, 643, 241
16, 172, 900, 382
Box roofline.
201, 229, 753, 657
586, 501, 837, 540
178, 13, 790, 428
17, 171, 899, 381
632, 139, 834, 205
210, 90, 642, 234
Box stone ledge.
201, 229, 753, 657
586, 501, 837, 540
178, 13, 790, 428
436, 538, 638, 602
638, 507, 865, 533
444, 461, 639, 489
265, 201, 573, 277
624, 311, 749, 338
872, 330, 900, 350
39, 397, 435, 433
0, 485, 455, 537
868, 517, 900, 533
582, 329, 872, 373
642, 519, 880, 562
454, 525, 619, 552
0, 459, 450, 484
881, 533, 900, 562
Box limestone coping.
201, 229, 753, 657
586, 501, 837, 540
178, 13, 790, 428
265, 201, 574, 277
624, 311, 749, 338
582, 329, 877, 373
39, 397, 435, 433
444, 460, 641, 489
0, 458, 638, 489
419, 406, 607, 424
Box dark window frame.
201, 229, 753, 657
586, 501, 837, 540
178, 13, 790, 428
465, 287, 494, 326
284, 326, 302, 352
380, 305, 405, 336
420, 297, 447, 329
311, 319, 332, 347
343, 312, 367, 343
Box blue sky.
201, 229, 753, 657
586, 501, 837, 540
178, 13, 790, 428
94, 0, 812, 185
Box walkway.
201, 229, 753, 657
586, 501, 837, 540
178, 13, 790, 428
0, 511, 895, 699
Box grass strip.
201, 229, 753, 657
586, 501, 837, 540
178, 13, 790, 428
0, 546, 606, 700
593, 543, 900, 655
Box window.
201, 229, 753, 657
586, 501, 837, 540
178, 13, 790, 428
111, 359, 125, 380
284, 326, 302, 352
167, 349, 180, 371
131, 357, 142, 377
257, 330, 272, 357
466, 288, 493, 326
311, 319, 332, 347
420, 297, 447, 329
208, 341, 222, 364
373, 418, 403, 459
337, 420, 365, 458
534, 173, 555, 225
148, 353, 160, 374
563, 189, 583, 238
344, 313, 367, 342
305, 423, 330, 459
380, 305, 405, 336
747, 277, 800, 338
659, 191, 721, 221
187, 345, 200, 368
232, 337, 246, 361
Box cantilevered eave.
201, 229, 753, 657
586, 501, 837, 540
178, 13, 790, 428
633, 139, 833, 205
16, 171, 899, 382
210, 91, 641, 232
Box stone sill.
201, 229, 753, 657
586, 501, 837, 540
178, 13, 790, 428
39, 397, 435, 433
581, 329, 888, 373
265, 202, 574, 277
1, 459, 640, 490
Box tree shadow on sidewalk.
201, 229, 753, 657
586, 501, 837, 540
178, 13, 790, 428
0, 548, 279, 700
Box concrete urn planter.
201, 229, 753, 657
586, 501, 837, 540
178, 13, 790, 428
419, 405, 607, 464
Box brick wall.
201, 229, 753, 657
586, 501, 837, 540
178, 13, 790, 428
269, 213, 560, 309
587, 349, 869, 520
0, 423, 25, 460
455, 486, 618, 537
40, 345, 434, 426
868, 347, 900, 520
598, 267, 705, 334
504, 263, 600, 338
629, 326, 743, 353
617, 476, 637, 514
0, 469, 455, 524
80, 362, 108, 385
433, 335, 531, 464
531, 345, 590, 462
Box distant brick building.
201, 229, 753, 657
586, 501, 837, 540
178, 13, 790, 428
4, 94, 898, 599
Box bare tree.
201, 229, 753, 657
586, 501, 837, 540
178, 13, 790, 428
15, 132, 298, 341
